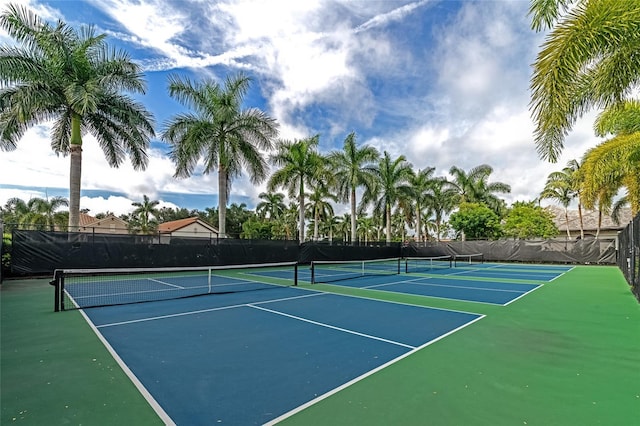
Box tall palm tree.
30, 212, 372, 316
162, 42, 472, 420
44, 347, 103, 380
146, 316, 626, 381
407, 167, 437, 242
361, 151, 413, 243
131, 195, 159, 234
529, 0, 640, 162
268, 135, 324, 243
256, 192, 286, 221
0, 4, 155, 230
161, 73, 278, 237
327, 132, 380, 244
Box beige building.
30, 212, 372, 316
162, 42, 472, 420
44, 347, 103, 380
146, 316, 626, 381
79, 213, 129, 235
546, 206, 632, 239
157, 217, 220, 243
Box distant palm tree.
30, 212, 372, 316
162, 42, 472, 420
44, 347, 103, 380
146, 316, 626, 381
305, 184, 337, 241
131, 195, 160, 234
540, 173, 574, 239
256, 192, 286, 221
336, 213, 351, 242
449, 164, 511, 215
0, 4, 155, 230
162, 73, 278, 237
529, 0, 640, 162
5, 196, 68, 230
362, 151, 413, 243
407, 167, 437, 242
429, 178, 458, 242
357, 216, 375, 244
268, 136, 324, 243
328, 132, 379, 243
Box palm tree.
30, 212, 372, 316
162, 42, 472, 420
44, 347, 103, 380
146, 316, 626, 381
361, 151, 413, 243
449, 164, 511, 215
305, 184, 337, 241
529, 0, 640, 162
131, 195, 159, 234
327, 132, 379, 244
320, 215, 340, 243
256, 192, 286, 221
407, 167, 437, 242
0, 5, 155, 230
336, 213, 351, 242
161, 73, 278, 238
429, 178, 458, 242
357, 215, 376, 244
4, 196, 68, 230
564, 159, 585, 239
580, 101, 640, 216
540, 173, 574, 238
268, 135, 324, 243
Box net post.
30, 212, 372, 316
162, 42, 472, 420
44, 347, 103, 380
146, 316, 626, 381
208, 268, 212, 293
310, 262, 315, 284
294, 263, 298, 286
396, 257, 400, 275
50, 270, 61, 312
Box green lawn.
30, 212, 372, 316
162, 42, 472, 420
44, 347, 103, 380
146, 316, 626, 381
2, 266, 639, 425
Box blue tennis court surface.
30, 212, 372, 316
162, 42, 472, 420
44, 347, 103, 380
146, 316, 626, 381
83, 286, 483, 425
303, 262, 571, 305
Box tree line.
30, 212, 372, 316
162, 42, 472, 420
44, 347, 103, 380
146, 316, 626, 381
0, 1, 637, 243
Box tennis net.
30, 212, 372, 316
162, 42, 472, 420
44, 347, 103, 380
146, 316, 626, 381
51, 261, 298, 311
310, 257, 401, 284
405, 255, 452, 273
453, 253, 484, 267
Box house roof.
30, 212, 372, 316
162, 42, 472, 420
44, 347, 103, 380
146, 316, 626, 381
546, 206, 633, 232
81, 213, 129, 228
157, 217, 218, 234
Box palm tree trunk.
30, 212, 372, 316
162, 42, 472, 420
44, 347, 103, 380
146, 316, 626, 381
596, 208, 602, 239
298, 179, 305, 243
350, 188, 357, 244
564, 208, 571, 238
386, 203, 391, 243
415, 205, 422, 243
218, 166, 227, 237
578, 202, 584, 239
68, 115, 83, 232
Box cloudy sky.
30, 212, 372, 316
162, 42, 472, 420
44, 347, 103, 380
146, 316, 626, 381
0, 0, 603, 217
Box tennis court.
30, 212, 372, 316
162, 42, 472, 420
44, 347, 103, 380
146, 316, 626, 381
2, 264, 638, 425
57, 264, 483, 425
306, 257, 567, 305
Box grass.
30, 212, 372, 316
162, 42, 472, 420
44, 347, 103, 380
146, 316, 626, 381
1, 265, 639, 425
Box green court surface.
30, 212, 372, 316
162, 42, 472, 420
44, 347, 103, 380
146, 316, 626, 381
2, 265, 639, 425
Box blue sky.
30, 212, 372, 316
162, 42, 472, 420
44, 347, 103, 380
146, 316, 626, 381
0, 0, 602, 216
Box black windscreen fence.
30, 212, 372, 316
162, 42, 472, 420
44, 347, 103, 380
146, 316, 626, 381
5, 229, 625, 279
617, 214, 639, 301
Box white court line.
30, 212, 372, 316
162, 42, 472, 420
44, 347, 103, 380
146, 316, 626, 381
365, 280, 527, 294
264, 314, 486, 426
248, 304, 416, 349
147, 278, 185, 289
78, 309, 176, 426
502, 283, 544, 306
95, 292, 324, 328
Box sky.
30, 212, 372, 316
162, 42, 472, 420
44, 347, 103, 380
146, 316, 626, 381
0, 0, 604, 217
